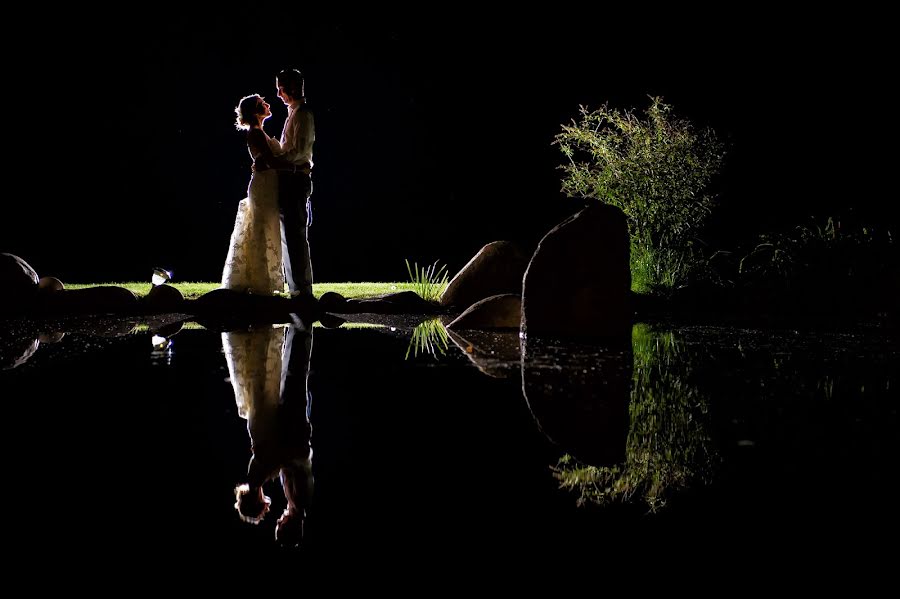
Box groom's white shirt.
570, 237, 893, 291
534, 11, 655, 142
280, 99, 315, 170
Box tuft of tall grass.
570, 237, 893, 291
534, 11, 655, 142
404, 259, 449, 303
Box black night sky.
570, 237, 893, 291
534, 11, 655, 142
3, 9, 894, 284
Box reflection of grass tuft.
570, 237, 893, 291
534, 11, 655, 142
553, 324, 719, 512
405, 318, 449, 360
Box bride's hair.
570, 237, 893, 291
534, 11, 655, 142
234, 483, 271, 524
235, 94, 264, 131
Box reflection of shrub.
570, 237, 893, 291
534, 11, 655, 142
553, 324, 719, 512
556, 97, 724, 292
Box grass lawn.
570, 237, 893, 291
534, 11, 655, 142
64, 282, 419, 300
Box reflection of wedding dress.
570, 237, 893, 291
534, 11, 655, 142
221, 136, 284, 294
223, 325, 314, 537
222, 325, 313, 459
222, 326, 286, 443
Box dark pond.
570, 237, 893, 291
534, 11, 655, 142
1, 313, 897, 579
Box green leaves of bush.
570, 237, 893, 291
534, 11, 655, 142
556, 97, 725, 291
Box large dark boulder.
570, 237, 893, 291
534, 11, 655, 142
38, 277, 65, 293
0, 253, 40, 313
440, 241, 529, 309
142, 283, 186, 312
39, 286, 139, 315
522, 203, 631, 340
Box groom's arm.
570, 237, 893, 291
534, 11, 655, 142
249, 129, 292, 173
250, 132, 298, 173
255, 154, 310, 174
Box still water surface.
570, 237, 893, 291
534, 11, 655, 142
1, 314, 897, 575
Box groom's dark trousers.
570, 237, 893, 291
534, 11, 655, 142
279, 171, 313, 297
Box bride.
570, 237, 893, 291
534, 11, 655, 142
221, 94, 284, 294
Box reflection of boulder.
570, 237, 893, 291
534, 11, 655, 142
522, 203, 631, 340
155, 321, 185, 338
446, 328, 520, 379
554, 325, 720, 511
56, 317, 137, 338
440, 241, 529, 309
446, 294, 521, 330
521, 335, 630, 466
317, 313, 347, 329
38, 331, 66, 343
0, 334, 40, 370
318, 291, 348, 312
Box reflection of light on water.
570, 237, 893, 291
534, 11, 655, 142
151, 335, 174, 365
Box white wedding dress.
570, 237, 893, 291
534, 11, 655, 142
221, 134, 284, 294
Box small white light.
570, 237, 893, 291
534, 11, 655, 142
151, 334, 168, 349
152, 267, 173, 286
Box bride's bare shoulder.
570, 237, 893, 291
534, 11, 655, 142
246, 128, 268, 142
247, 128, 271, 154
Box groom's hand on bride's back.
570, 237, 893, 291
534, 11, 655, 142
252, 157, 271, 173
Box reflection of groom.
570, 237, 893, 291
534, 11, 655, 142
256, 68, 315, 299
229, 324, 315, 547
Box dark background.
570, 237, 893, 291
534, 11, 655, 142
2, 9, 894, 284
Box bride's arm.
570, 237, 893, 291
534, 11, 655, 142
266, 136, 283, 155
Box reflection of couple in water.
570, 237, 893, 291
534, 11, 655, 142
223, 323, 314, 547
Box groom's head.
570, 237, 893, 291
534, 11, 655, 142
276, 69, 305, 105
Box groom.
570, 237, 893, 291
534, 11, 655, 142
256, 68, 316, 299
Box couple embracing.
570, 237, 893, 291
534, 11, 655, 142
222, 68, 315, 300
